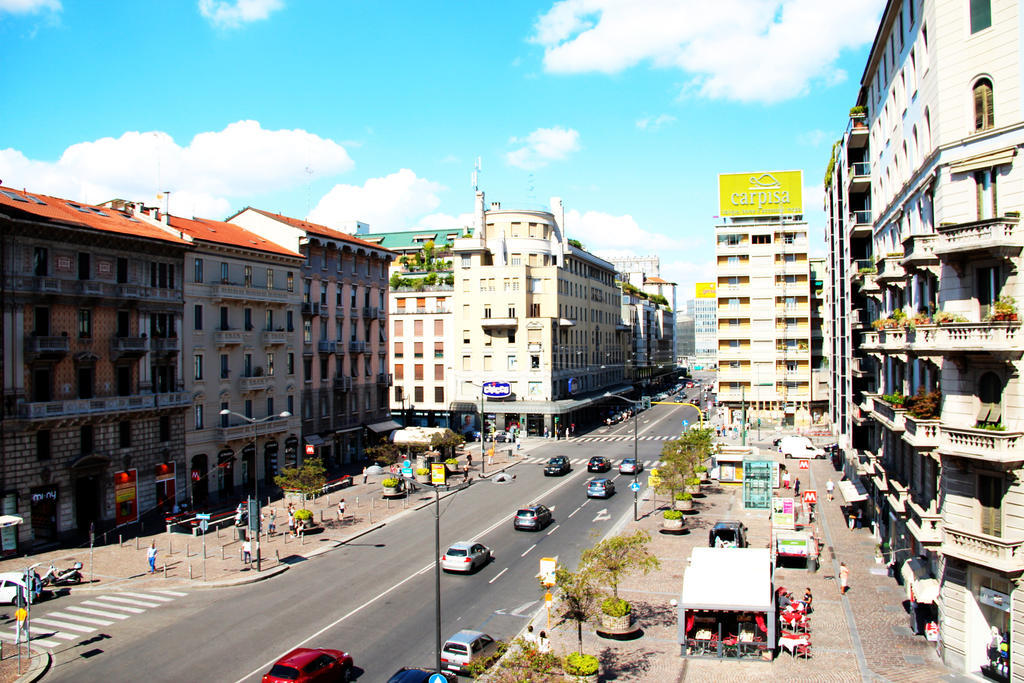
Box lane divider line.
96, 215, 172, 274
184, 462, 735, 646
488, 568, 508, 585
521, 544, 537, 557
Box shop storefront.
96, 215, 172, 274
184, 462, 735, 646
113, 469, 138, 526
30, 485, 58, 546
154, 463, 176, 513
973, 576, 1012, 682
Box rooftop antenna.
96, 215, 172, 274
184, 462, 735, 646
472, 156, 482, 191
305, 165, 314, 216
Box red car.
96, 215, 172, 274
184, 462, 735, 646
262, 647, 354, 682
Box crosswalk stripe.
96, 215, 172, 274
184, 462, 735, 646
96, 595, 160, 608
47, 611, 113, 626
83, 599, 145, 614
48, 632, 79, 641
30, 617, 95, 633
152, 590, 187, 597
117, 591, 173, 603
65, 605, 129, 620
0, 632, 65, 647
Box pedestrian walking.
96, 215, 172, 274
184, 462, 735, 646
803, 587, 813, 613
794, 478, 801, 496
524, 624, 537, 645
268, 509, 277, 535
570, 423, 575, 436
537, 630, 551, 653
855, 507, 863, 529
839, 562, 850, 594
338, 498, 346, 521
544, 426, 549, 439
288, 508, 296, 536
826, 479, 835, 501
362, 466, 368, 484
242, 538, 252, 564
467, 452, 473, 468
147, 541, 158, 573
848, 510, 857, 530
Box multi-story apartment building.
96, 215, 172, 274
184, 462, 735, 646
450, 192, 627, 437
675, 302, 696, 366
162, 214, 303, 507
715, 171, 814, 428
824, 1, 1024, 678
359, 229, 464, 430
693, 284, 718, 369
0, 189, 190, 551
809, 257, 830, 424
227, 209, 396, 466
606, 255, 678, 383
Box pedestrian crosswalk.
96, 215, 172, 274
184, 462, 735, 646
2, 589, 186, 649
574, 434, 676, 442
523, 456, 661, 468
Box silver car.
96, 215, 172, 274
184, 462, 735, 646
441, 630, 499, 674
619, 458, 643, 475
441, 541, 492, 573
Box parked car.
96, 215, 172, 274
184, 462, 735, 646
491, 430, 512, 443
0, 572, 41, 605
440, 630, 500, 675
619, 458, 643, 475
587, 456, 611, 473
779, 435, 826, 459
261, 647, 354, 683
709, 521, 749, 549
513, 505, 552, 531
544, 456, 571, 476
587, 478, 616, 498
387, 669, 457, 683
441, 541, 492, 573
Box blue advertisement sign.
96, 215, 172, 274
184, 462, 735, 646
482, 381, 512, 398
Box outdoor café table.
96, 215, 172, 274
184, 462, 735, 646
738, 641, 767, 658
780, 632, 810, 655
687, 638, 717, 656
781, 611, 803, 630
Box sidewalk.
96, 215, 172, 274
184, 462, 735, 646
0, 445, 537, 594
524, 450, 964, 682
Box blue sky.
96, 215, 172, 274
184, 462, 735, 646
1, 0, 886, 298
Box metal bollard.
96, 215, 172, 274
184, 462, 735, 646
119, 534, 123, 547
188, 564, 192, 580
300, 531, 305, 545
356, 496, 359, 508
163, 563, 167, 578
168, 538, 173, 555
320, 510, 325, 522
136, 537, 140, 550
276, 549, 280, 562
221, 546, 225, 560
186, 543, 190, 558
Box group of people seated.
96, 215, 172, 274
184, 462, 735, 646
777, 586, 813, 614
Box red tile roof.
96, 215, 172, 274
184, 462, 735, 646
0, 187, 189, 245
645, 276, 673, 284
233, 207, 394, 253
169, 215, 302, 258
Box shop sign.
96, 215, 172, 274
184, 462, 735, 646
155, 463, 175, 484
114, 469, 138, 526
980, 587, 1011, 613
482, 381, 512, 398
431, 463, 447, 486
772, 496, 795, 529
718, 170, 803, 217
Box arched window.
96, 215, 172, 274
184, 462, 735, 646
978, 371, 1003, 426
974, 78, 994, 131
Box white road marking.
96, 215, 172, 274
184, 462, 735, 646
567, 507, 580, 518
47, 611, 113, 626
546, 524, 560, 536
0, 632, 64, 647
96, 595, 160, 608
30, 617, 94, 633
151, 590, 188, 597
521, 544, 537, 557
83, 599, 145, 614
118, 591, 173, 602
65, 605, 129, 620
592, 509, 612, 522
488, 568, 508, 584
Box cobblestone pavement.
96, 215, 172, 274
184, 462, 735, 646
526, 434, 971, 683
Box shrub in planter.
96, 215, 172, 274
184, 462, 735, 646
663, 509, 684, 521
381, 477, 400, 488
602, 596, 630, 617
905, 388, 941, 420
673, 491, 694, 510
564, 652, 599, 677
445, 458, 459, 468
293, 508, 313, 523
414, 467, 430, 476
684, 477, 701, 489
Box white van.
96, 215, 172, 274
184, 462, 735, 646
779, 436, 826, 459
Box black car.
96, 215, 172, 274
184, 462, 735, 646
544, 456, 571, 476
709, 521, 748, 548
388, 668, 457, 683
514, 505, 553, 531
587, 456, 611, 473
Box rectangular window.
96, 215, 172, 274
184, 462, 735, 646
194, 404, 204, 430
287, 352, 295, 375
267, 352, 275, 376
414, 342, 423, 358
78, 252, 90, 280
434, 364, 444, 381
434, 386, 444, 403
303, 357, 312, 382
975, 169, 997, 220
434, 342, 444, 358
970, 0, 992, 33
36, 430, 51, 460
78, 309, 92, 338
979, 474, 1003, 536
395, 363, 404, 380
80, 425, 94, 455
194, 354, 203, 380
395, 342, 404, 358
120, 421, 131, 448
194, 258, 204, 283
244, 308, 253, 331
303, 320, 312, 343
221, 354, 229, 379
33, 247, 48, 276
508, 355, 517, 370
244, 400, 253, 420
414, 364, 424, 380
194, 304, 203, 331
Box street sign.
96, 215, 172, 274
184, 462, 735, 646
402, 460, 411, 469
539, 557, 557, 586
544, 591, 553, 603
629, 481, 641, 492
196, 513, 211, 521
803, 490, 818, 505
401, 467, 413, 477
431, 462, 446, 486
305, 444, 315, 455
199, 520, 209, 533
648, 468, 662, 488
429, 675, 449, 683
798, 459, 810, 470
682, 420, 689, 427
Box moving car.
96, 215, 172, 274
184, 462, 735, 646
779, 435, 826, 459
261, 647, 354, 683
387, 669, 457, 683
491, 430, 512, 443
708, 521, 749, 549
440, 630, 500, 675
441, 541, 492, 573
544, 456, 571, 476
513, 504, 552, 531
619, 458, 643, 475
587, 478, 616, 498
587, 456, 611, 473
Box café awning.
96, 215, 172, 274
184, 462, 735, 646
0, 515, 23, 528
901, 558, 940, 604
680, 548, 773, 612
367, 419, 402, 433
838, 478, 868, 504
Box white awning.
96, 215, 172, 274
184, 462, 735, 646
838, 478, 868, 503
949, 147, 1017, 174
0, 515, 23, 528
680, 547, 773, 611
390, 426, 452, 445
901, 558, 939, 604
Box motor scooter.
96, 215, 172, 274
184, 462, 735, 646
39, 561, 83, 587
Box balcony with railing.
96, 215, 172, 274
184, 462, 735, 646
262, 330, 288, 345
362, 306, 379, 319
908, 323, 1023, 357
938, 424, 1024, 463
943, 526, 1024, 572
847, 114, 868, 148
875, 255, 906, 285
903, 415, 940, 448
480, 316, 517, 328
376, 373, 393, 386
871, 395, 906, 432
348, 340, 367, 353
849, 209, 872, 237
110, 336, 149, 358
301, 302, 321, 316
934, 216, 1021, 260
24, 335, 70, 358
240, 374, 273, 392
847, 161, 871, 193
334, 376, 353, 391
318, 340, 337, 355
215, 329, 244, 345
211, 282, 290, 304
151, 337, 180, 354
901, 233, 939, 271
19, 390, 189, 420
907, 497, 943, 545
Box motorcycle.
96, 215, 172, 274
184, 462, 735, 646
39, 561, 83, 587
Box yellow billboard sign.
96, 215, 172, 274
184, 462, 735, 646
695, 282, 716, 299
719, 171, 803, 217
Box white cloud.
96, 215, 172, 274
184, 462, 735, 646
0, 120, 353, 219
0, 0, 60, 14
531, 0, 885, 103
198, 0, 283, 28
636, 113, 676, 130
797, 129, 831, 147
418, 212, 476, 232
506, 126, 580, 170
308, 169, 446, 233
564, 208, 686, 252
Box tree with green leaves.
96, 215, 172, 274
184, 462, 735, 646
553, 564, 600, 657
581, 529, 660, 600
429, 429, 465, 457
364, 442, 402, 466
273, 457, 327, 498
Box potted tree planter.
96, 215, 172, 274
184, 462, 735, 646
695, 464, 708, 482
381, 477, 402, 496
414, 467, 431, 484
563, 652, 600, 683
673, 492, 694, 511
662, 509, 685, 532
684, 477, 701, 495
599, 596, 632, 633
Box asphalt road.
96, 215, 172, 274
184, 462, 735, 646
42, 397, 700, 682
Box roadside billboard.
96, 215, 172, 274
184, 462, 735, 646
718, 171, 803, 217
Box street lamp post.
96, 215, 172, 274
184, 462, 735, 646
603, 392, 640, 521
219, 409, 291, 573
